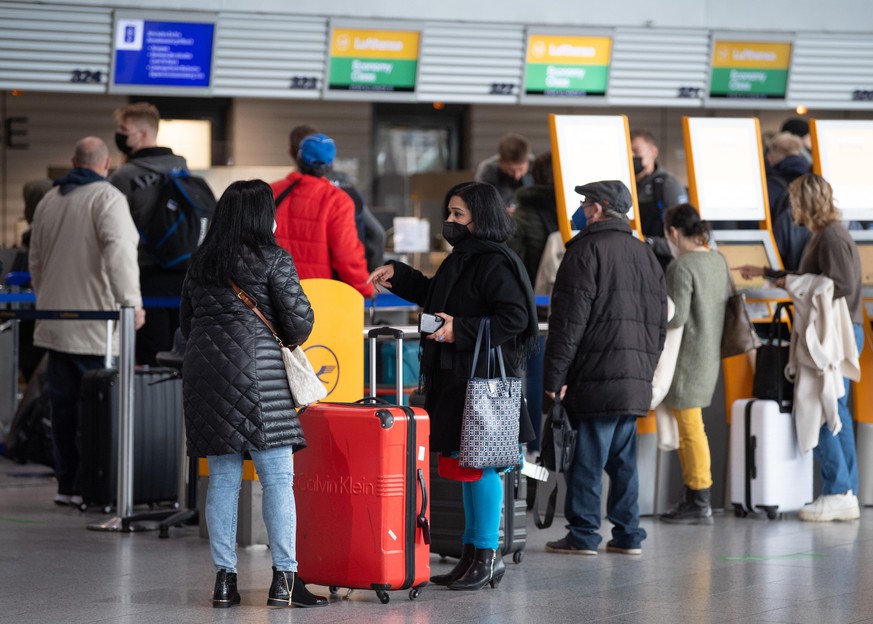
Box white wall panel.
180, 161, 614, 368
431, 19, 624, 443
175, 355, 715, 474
213, 13, 327, 99
788, 34, 873, 110
417, 23, 525, 104
0, 2, 112, 93
609, 28, 710, 108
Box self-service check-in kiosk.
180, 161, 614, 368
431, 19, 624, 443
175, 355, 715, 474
812, 119, 873, 506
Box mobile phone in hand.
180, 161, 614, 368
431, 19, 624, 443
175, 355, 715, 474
418, 312, 445, 334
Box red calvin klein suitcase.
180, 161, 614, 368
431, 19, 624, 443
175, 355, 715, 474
294, 327, 430, 604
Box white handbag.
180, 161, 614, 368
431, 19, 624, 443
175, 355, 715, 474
231, 280, 327, 407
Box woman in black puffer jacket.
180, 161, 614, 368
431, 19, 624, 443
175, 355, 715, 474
180, 179, 327, 610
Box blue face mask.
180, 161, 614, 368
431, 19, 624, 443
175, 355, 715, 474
571, 206, 587, 230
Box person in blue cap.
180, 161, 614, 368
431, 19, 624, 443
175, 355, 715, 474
270, 133, 373, 298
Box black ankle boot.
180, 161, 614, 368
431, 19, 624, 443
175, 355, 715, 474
660, 487, 714, 525
267, 567, 328, 608
431, 543, 475, 586
212, 570, 240, 608
448, 548, 505, 591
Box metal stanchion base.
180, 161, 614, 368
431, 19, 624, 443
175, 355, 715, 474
86, 516, 160, 532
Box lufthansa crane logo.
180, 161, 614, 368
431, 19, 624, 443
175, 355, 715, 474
304, 344, 340, 397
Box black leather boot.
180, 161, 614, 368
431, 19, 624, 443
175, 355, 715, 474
430, 543, 475, 586
267, 567, 328, 608
448, 548, 505, 591
660, 487, 714, 525
212, 570, 240, 608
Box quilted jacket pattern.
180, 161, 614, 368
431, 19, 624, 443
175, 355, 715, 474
180, 246, 314, 457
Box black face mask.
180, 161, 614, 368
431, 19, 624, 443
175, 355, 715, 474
442, 221, 470, 246
114, 132, 133, 156
633, 156, 644, 174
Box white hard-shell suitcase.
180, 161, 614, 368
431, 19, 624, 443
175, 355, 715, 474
730, 399, 813, 519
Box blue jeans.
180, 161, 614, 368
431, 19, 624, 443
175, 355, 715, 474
814, 323, 864, 495
46, 350, 104, 495
523, 337, 546, 453
206, 447, 297, 573
563, 415, 646, 551
461, 468, 503, 549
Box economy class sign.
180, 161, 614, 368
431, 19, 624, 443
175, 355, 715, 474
524, 35, 611, 97
329, 28, 420, 92
709, 41, 792, 99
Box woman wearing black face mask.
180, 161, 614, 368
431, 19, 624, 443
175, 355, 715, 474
367, 181, 538, 592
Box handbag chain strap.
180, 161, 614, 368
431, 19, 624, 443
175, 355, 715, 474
469, 317, 508, 381
229, 279, 290, 350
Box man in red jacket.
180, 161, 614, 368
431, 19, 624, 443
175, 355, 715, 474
271, 133, 374, 297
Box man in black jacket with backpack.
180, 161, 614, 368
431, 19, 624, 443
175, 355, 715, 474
543, 180, 667, 557
110, 102, 212, 365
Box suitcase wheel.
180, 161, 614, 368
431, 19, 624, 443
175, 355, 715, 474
329, 586, 339, 595
376, 590, 390, 604
512, 550, 524, 564
762, 506, 779, 520
409, 588, 422, 600
733, 504, 747, 518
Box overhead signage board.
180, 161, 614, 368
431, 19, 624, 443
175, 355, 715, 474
328, 28, 420, 92
683, 117, 767, 222
525, 35, 611, 97
111, 16, 215, 93
709, 40, 791, 99
812, 120, 873, 222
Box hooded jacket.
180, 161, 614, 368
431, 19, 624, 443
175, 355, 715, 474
180, 246, 314, 457
29, 178, 141, 356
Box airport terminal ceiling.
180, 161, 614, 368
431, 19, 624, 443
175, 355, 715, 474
32, 0, 873, 33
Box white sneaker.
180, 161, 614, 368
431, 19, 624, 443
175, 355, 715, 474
798, 491, 860, 522
53, 494, 84, 507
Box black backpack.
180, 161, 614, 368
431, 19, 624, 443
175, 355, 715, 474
133, 166, 216, 270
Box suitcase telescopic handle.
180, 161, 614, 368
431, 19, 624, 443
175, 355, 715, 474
416, 468, 431, 545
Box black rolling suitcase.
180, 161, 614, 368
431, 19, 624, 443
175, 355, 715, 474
428, 454, 527, 564
78, 368, 182, 511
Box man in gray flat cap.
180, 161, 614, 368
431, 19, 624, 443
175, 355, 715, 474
543, 180, 667, 556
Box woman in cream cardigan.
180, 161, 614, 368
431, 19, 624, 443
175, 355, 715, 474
737, 173, 863, 523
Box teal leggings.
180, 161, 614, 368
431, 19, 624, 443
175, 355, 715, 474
461, 468, 503, 549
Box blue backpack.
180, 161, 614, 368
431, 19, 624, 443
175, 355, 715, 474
134, 168, 216, 270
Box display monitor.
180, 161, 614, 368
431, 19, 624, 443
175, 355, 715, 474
812, 120, 873, 222
856, 243, 873, 288
715, 242, 770, 290
683, 117, 768, 223
549, 114, 637, 242
711, 229, 782, 292
110, 14, 215, 94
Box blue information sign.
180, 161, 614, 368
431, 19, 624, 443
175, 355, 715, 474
113, 19, 214, 88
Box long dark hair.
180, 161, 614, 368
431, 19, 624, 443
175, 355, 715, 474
187, 179, 277, 286
664, 203, 711, 245
444, 181, 515, 242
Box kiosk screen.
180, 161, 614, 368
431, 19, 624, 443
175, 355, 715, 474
857, 244, 873, 288
717, 242, 771, 290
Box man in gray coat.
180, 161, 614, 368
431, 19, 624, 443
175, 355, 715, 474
30, 137, 144, 506
543, 180, 666, 556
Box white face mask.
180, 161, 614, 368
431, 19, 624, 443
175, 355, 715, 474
272, 220, 277, 233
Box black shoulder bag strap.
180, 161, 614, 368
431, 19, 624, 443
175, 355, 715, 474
274, 179, 301, 208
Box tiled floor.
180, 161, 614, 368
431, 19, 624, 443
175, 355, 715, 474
2, 455, 872, 624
